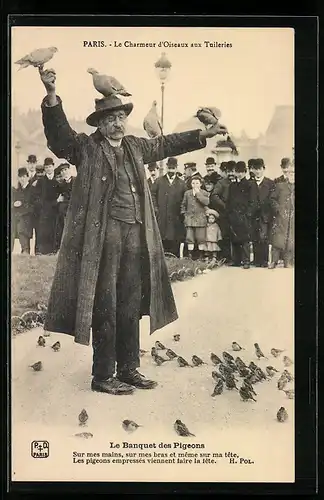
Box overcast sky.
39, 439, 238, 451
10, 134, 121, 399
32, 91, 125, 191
12, 27, 294, 138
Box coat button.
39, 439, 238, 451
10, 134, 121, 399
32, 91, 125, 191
102, 176, 107, 181
94, 221, 100, 227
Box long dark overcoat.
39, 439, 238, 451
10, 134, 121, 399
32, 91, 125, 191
270, 181, 294, 252
41, 96, 206, 346
226, 178, 257, 243
250, 177, 276, 242
11, 184, 35, 238
151, 175, 186, 242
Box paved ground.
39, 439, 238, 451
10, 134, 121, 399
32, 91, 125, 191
11, 266, 294, 483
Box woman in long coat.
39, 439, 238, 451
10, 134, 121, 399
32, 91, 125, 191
270, 167, 295, 268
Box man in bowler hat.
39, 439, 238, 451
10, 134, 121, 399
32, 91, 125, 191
146, 162, 158, 192
39, 66, 228, 395
205, 157, 222, 184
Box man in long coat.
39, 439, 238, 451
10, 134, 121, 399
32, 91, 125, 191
39, 67, 227, 395
249, 158, 275, 267
11, 167, 35, 254
151, 157, 186, 257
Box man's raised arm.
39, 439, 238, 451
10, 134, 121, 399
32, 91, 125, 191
39, 68, 86, 167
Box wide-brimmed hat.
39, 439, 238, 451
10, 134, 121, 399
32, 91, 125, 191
205, 208, 220, 218
86, 95, 133, 127
54, 163, 70, 176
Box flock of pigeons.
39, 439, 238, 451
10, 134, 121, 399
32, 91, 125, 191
14, 46, 232, 144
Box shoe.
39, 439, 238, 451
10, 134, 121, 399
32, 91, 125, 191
268, 263, 277, 269
243, 263, 250, 269
118, 369, 158, 389
91, 377, 135, 395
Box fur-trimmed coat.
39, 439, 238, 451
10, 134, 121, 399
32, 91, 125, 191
41, 96, 206, 346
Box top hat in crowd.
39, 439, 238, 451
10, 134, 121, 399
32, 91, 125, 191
86, 95, 134, 127
147, 162, 158, 171
54, 163, 70, 177
27, 154, 37, 163
18, 167, 29, 177
281, 157, 291, 168
166, 157, 178, 167
254, 158, 265, 169
205, 157, 216, 166
44, 157, 54, 166
235, 161, 247, 173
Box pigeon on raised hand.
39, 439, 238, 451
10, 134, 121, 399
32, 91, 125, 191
21, 310, 43, 329
277, 407, 288, 422
192, 355, 205, 366
15, 47, 58, 70
174, 419, 195, 437
165, 348, 178, 360
78, 409, 88, 426
195, 107, 221, 128
122, 419, 142, 432
283, 356, 293, 367
254, 343, 267, 360
87, 68, 131, 97
29, 361, 42, 372
232, 341, 244, 351
210, 353, 222, 366
271, 347, 285, 358
143, 100, 163, 138
37, 336, 46, 347
211, 379, 224, 396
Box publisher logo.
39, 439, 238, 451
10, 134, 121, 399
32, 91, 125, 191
31, 441, 49, 458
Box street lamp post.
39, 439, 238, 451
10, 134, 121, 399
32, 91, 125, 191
154, 52, 172, 177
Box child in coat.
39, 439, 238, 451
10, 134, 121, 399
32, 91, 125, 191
181, 176, 209, 260
205, 208, 222, 263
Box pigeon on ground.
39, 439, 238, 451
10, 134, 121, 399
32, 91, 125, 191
232, 341, 244, 351
212, 370, 226, 382
173, 334, 181, 342
194, 107, 222, 127
15, 47, 58, 70
222, 351, 235, 363
29, 361, 43, 371
242, 379, 257, 396
283, 356, 293, 367
74, 432, 93, 439
238, 365, 251, 378
254, 343, 267, 360
210, 353, 222, 366
165, 348, 178, 360
271, 347, 285, 358
219, 363, 235, 378
51, 341, 61, 352
225, 374, 238, 390
211, 379, 224, 396
225, 359, 238, 372
155, 341, 166, 350
177, 356, 191, 368
283, 389, 295, 399
277, 407, 288, 422
143, 100, 163, 138
174, 419, 195, 437
239, 385, 256, 402
78, 409, 88, 426
192, 355, 205, 366
266, 366, 279, 377
21, 310, 43, 329
245, 372, 261, 385
37, 336, 46, 347
87, 68, 131, 97
139, 349, 148, 357
277, 374, 288, 390
151, 347, 158, 357
249, 361, 258, 372
122, 420, 142, 432
283, 369, 294, 382
153, 354, 169, 366
255, 367, 267, 381
235, 357, 247, 368
192, 292, 198, 297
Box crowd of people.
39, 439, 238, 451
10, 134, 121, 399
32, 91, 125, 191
148, 155, 295, 269
11, 154, 74, 255
11, 152, 294, 269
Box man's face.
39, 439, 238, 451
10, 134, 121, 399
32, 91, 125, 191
36, 170, 45, 179
18, 174, 29, 187
27, 163, 36, 176
253, 167, 265, 180
150, 169, 157, 181
44, 164, 54, 176
227, 170, 235, 180
206, 163, 216, 174
98, 110, 127, 140
282, 167, 289, 178
219, 169, 227, 179
61, 167, 71, 181
167, 166, 177, 178
204, 182, 214, 192
55, 173, 64, 183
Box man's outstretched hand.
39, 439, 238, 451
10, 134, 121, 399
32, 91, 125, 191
200, 122, 228, 140
39, 67, 56, 93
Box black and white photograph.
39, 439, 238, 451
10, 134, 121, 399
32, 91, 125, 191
10, 25, 295, 483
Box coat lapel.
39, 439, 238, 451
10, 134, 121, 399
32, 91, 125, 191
92, 130, 118, 180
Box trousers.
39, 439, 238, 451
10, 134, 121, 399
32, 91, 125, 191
232, 241, 250, 265
91, 218, 142, 380
253, 240, 269, 266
